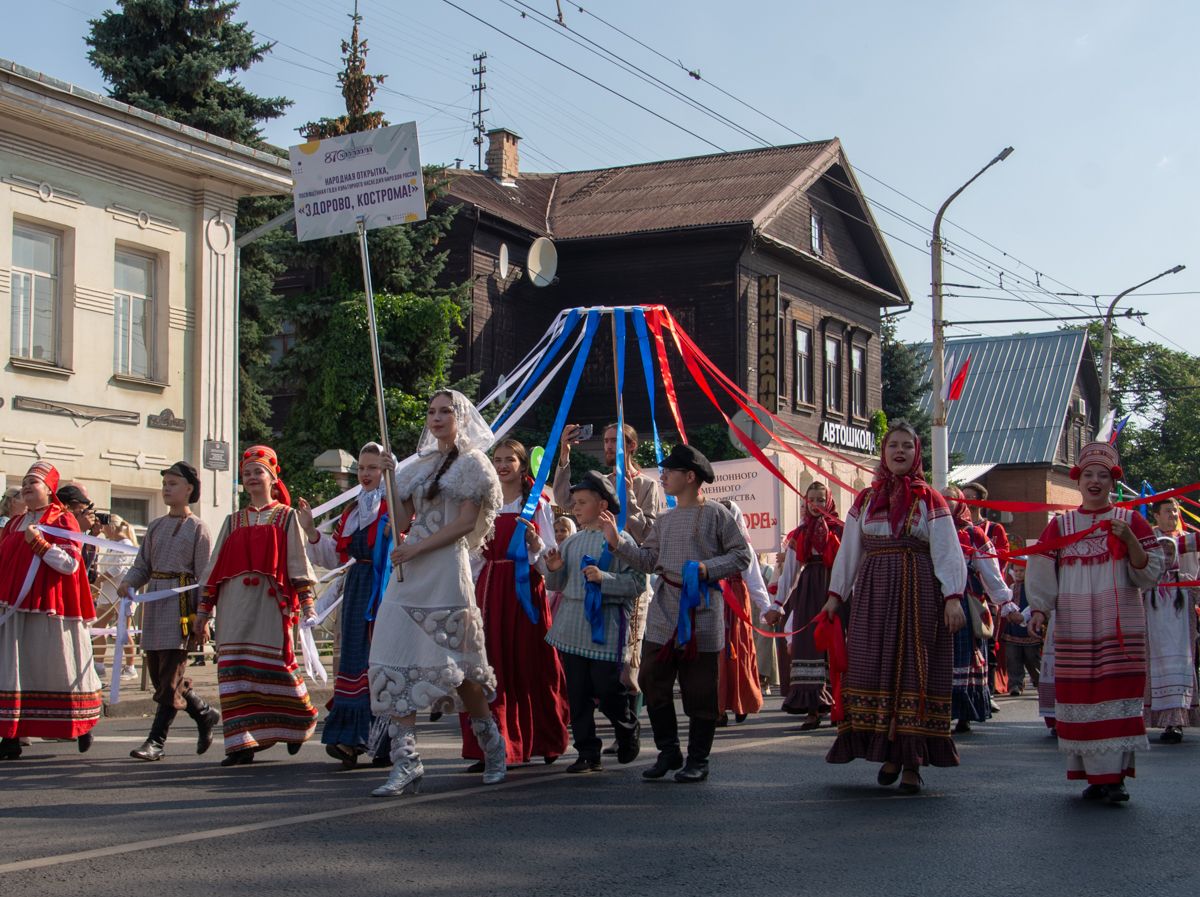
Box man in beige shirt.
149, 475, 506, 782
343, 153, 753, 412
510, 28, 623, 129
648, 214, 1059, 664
553, 423, 666, 713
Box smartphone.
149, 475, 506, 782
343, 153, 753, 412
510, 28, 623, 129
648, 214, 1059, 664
575, 423, 594, 441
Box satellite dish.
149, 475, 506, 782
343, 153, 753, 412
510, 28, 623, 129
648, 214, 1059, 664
527, 236, 558, 288
498, 243, 510, 280
729, 408, 774, 452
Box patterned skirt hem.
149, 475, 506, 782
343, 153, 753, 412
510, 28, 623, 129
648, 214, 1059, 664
825, 728, 960, 768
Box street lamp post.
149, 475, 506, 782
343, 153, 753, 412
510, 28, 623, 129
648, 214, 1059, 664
1099, 264, 1186, 422
930, 146, 1014, 489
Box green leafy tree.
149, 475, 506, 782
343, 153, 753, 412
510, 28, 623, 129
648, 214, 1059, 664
86, 0, 292, 446
1082, 322, 1200, 488
274, 9, 469, 501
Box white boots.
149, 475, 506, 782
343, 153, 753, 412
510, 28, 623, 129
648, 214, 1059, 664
371, 722, 423, 798
470, 716, 507, 785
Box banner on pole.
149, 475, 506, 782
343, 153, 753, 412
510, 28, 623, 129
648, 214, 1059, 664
706, 455, 781, 552
289, 122, 427, 242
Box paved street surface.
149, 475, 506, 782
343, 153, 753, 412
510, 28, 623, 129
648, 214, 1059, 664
2, 693, 1197, 896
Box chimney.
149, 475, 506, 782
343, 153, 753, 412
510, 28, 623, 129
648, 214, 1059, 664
485, 127, 520, 185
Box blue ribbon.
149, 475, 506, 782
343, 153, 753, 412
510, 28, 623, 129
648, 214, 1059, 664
677, 560, 710, 648
632, 308, 675, 509
613, 309, 629, 531
1140, 480, 1155, 519
491, 309, 581, 431
505, 310, 602, 624
582, 549, 612, 645
364, 512, 392, 622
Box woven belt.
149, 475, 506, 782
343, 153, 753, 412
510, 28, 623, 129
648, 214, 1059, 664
151, 571, 195, 584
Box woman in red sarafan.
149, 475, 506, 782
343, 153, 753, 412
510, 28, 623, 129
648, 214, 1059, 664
0, 461, 102, 759
1027, 441, 1163, 804
459, 439, 569, 769
195, 445, 319, 767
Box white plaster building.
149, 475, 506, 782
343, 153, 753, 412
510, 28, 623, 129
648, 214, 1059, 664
0, 59, 291, 531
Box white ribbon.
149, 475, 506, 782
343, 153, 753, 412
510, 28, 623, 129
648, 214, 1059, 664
309, 485, 362, 520
296, 559, 356, 684
491, 319, 591, 444
107, 585, 200, 704
477, 310, 568, 411
38, 526, 140, 554
299, 626, 327, 685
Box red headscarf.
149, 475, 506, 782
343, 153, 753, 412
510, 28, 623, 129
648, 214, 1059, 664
241, 445, 291, 506
862, 428, 931, 537
790, 485, 841, 566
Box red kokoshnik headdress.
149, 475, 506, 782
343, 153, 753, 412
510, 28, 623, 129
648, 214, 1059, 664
241, 444, 291, 506
858, 431, 935, 537
25, 461, 62, 505
1070, 441, 1123, 482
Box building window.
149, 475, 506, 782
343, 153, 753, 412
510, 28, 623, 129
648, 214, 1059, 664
10, 223, 60, 364
851, 345, 867, 417
114, 250, 155, 379
824, 336, 841, 412
111, 495, 151, 529
810, 210, 823, 256
794, 323, 812, 405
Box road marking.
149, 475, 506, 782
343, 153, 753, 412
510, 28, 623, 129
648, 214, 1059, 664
0, 733, 789, 874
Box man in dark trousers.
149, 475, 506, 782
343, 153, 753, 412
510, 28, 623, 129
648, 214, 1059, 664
600, 444, 751, 783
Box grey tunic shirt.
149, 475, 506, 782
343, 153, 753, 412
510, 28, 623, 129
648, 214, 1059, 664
544, 529, 646, 662
121, 515, 212, 652
612, 500, 752, 653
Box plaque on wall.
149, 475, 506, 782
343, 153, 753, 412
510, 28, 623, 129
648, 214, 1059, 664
203, 440, 230, 471
148, 408, 187, 432
757, 275, 779, 412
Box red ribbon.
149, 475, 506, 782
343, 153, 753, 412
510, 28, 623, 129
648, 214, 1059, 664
960, 481, 1200, 515
812, 613, 847, 722
646, 308, 688, 444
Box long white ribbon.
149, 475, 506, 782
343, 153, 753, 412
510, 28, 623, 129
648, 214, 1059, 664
491, 318, 591, 444
309, 484, 362, 520
477, 310, 568, 411
108, 585, 201, 704
297, 559, 357, 684
38, 526, 140, 554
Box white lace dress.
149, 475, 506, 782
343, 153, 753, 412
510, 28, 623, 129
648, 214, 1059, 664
368, 449, 501, 717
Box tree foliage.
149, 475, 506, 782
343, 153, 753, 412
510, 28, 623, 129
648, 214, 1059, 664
86, 0, 290, 147
1083, 322, 1200, 488
86, 0, 291, 446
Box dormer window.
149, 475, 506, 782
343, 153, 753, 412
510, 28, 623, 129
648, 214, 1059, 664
810, 210, 823, 256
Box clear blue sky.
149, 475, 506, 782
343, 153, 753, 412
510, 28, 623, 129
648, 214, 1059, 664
8, 0, 1199, 356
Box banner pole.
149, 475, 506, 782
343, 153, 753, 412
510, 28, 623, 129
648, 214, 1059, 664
356, 216, 403, 580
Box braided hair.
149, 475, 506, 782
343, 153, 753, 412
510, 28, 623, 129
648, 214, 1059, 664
426, 390, 459, 500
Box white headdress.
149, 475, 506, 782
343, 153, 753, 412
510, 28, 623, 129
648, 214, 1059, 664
415, 389, 495, 457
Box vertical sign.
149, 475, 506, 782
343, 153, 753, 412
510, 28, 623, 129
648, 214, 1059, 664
757, 274, 779, 411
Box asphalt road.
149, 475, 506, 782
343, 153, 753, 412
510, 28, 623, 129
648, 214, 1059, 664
1, 695, 1196, 896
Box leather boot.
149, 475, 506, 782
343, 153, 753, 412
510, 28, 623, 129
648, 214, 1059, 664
184, 690, 221, 755
131, 703, 177, 761
674, 716, 716, 783
642, 704, 683, 779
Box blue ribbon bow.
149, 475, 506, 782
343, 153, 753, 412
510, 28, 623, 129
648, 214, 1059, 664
582, 547, 612, 645
677, 560, 710, 648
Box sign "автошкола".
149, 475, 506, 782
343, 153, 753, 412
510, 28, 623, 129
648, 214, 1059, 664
820, 421, 876, 454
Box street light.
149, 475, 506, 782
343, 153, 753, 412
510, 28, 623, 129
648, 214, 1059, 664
930, 146, 1014, 489
1099, 264, 1186, 421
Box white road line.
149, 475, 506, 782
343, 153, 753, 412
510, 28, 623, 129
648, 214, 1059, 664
0, 734, 786, 874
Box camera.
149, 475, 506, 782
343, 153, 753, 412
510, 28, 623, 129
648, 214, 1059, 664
575, 423, 594, 442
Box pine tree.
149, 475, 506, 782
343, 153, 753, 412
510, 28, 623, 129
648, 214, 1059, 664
86, 0, 289, 146
86, 0, 292, 446
273, 7, 470, 500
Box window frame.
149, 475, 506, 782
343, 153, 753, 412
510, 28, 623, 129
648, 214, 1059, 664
793, 322, 813, 407
10, 222, 62, 366
113, 249, 157, 381
851, 344, 867, 418
810, 209, 824, 256
824, 334, 842, 413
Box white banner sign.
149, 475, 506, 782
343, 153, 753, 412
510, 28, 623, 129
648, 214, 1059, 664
704, 455, 781, 553
289, 122, 427, 242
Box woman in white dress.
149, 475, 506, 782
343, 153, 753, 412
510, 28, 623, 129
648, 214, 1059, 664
367, 390, 504, 797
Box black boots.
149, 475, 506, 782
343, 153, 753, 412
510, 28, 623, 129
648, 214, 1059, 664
674, 717, 716, 783
0, 737, 21, 760
642, 704, 684, 779
184, 690, 220, 755
131, 703, 177, 761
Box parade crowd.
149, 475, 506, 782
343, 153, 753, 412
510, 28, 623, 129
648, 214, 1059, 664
2, 392, 1197, 807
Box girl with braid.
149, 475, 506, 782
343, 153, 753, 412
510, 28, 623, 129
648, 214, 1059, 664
367, 390, 505, 796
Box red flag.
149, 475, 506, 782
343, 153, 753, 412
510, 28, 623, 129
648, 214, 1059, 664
947, 354, 971, 401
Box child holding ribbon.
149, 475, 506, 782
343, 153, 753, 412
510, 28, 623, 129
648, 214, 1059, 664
120, 461, 218, 761
544, 471, 644, 773
600, 444, 752, 783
